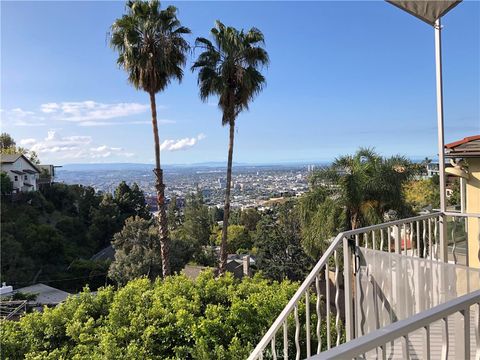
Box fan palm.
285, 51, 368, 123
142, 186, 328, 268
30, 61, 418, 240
192, 21, 269, 274
311, 148, 414, 230
110, 0, 190, 277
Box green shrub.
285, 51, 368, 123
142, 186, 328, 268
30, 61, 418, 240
1, 272, 300, 359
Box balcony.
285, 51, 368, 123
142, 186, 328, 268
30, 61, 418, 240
248, 211, 480, 359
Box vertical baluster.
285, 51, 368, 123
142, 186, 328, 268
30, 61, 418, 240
364, 232, 368, 248
283, 320, 288, 360
305, 291, 311, 357
259, 352, 263, 360
452, 217, 457, 264
271, 334, 277, 360
315, 276, 321, 353
294, 305, 300, 360
343, 236, 354, 342
403, 335, 410, 359
380, 229, 384, 252
462, 307, 471, 359
379, 344, 386, 360
372, 230, 377, 251
395, 225, 401, 254
476, 303, 480, 360
325, 263, 331, 349
402, 223, 407, 255
434, 217, 439, 260
416, 220, 421, 257
355, 234, 361, 338
441, 316, 449, 360
428, 218, 433, 259
424, 325, 431, 360
334, 250, 341, 346
423, 220, 427, 258
387, 226, 391, 253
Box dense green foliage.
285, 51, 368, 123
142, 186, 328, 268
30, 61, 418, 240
301, 148, 416, 258
254, 203, 313, 281
1, 172, 13, 195
1, 272, 303, 360
1, 182, 150, 292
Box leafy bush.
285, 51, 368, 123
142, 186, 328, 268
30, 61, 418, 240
1, 272, 300, 359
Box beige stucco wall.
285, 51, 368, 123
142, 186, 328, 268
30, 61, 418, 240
467, 158, 480, 268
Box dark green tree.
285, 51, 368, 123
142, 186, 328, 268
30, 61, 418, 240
192, 21, 269, 274
239, 208, 262, 232
0, 132, 16, 150
88, 194, 122, 250
1, 172, 13, 195
110, 0, 191, 277
167, 195, 181, 231
254, 204, 312, 281
114, 181, 151, 221
108, 216, 162, 285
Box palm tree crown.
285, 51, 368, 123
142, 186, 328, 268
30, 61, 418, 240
192, 21, 269, 126
311, 148, 414, 229
110, 0, 190, 94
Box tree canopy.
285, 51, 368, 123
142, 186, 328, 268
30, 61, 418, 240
1, 272, 302, 360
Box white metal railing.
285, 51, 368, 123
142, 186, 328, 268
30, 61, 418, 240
248, 211, 480, 360
310, 290, 480, 359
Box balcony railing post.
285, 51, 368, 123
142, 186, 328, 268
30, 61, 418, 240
395, 225, 401, 254
439, 214, 448, 263
343, 236, 354, 341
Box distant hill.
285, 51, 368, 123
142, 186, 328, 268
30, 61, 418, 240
58, 161, 331, 172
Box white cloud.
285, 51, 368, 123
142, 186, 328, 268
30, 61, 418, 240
42, 101, 149, 122
160, 133, 206, 152
2, 102, 174, 127
40, 103, 60, 113
19, 138, 36, 146
1, 107, 46, 127
20, 131, 133, 161
77, 119, 175, 127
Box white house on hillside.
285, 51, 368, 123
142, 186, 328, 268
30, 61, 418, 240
0, 154, 40, 192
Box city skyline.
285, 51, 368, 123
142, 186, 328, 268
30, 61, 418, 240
2, 1, 479, 165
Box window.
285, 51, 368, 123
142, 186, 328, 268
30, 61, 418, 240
24, 175, 28, 180
14, 176, 18, 181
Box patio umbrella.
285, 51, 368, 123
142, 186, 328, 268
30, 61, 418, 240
387, 0, 462, 262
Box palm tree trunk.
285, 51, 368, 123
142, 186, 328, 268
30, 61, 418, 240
149, 91, 170, 277
219, 121, 235, 275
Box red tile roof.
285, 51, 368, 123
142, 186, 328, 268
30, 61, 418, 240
445, 135, 480, 149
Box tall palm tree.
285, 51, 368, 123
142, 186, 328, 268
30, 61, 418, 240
192, 21, 269, 274
110, 0, 190, 277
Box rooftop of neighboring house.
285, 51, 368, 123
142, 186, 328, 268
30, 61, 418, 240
445, 135, 480, 158
0, 153, 40, 172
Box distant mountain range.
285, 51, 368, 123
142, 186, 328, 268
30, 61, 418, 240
57, 161, 331, 172
57, 157, 429, 172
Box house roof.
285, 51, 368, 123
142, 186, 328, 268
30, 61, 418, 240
1, 153, 22, 164
1, 153, 40, 172
14, 284, 70, 305
445, 135, 480, 158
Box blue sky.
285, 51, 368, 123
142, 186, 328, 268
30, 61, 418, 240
1, 1, 479, 165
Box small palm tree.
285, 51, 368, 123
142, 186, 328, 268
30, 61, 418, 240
110, 0, 190, 277
192, 21, 269, 274
312, 148, 414, 230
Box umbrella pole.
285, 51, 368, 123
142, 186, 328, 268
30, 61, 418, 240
435, 18, 448, 262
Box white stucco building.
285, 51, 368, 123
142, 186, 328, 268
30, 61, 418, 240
0, 154, 40, 192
